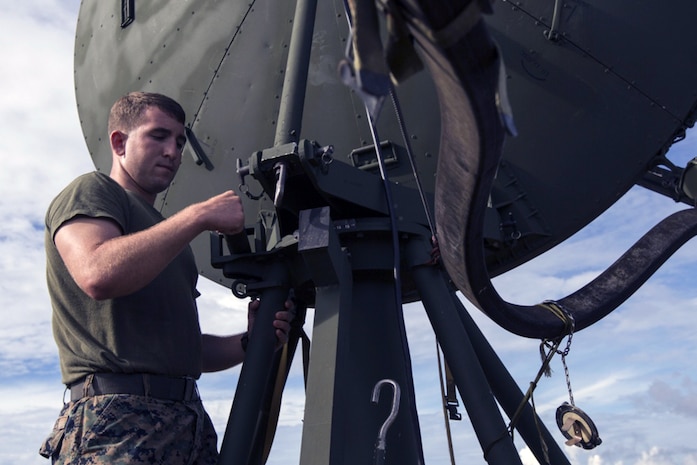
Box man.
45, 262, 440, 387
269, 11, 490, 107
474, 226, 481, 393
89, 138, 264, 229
40, 92, 293, 464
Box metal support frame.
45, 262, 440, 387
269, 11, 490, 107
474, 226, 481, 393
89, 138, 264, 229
212, 0, 573, 462
406, 236, 571, 465
213, 212, 573, 464
405, 237, 523, 464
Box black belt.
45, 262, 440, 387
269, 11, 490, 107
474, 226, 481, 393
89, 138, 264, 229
69, 373, 199, 402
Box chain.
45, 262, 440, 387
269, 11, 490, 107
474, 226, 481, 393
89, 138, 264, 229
547, 318, 575, 406
537, 300, 576, 406
560, 341, 575, 406
558, 311, 575, 406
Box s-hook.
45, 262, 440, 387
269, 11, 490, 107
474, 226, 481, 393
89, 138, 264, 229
371, 379, 401, 465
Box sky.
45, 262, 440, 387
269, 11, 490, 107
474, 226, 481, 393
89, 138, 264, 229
1, 1, 696, 465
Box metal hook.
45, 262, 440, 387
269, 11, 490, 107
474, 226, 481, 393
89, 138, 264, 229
371, 379, 401, 452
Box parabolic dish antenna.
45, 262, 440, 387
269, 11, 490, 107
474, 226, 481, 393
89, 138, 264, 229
74, 0, 696, 285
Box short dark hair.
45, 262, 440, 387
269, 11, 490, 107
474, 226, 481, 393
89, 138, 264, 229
108, 92, 186, 134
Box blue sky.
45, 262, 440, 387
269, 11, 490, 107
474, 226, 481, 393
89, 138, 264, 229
1, 1, 695, 464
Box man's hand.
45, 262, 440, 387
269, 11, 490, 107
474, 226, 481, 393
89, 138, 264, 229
201, 297, 295, 372
247, 298, 295, 349
196, 190, 245, 235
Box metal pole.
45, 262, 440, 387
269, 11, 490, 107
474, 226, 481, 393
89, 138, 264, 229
406, 237, 523, 465
217, 263, 290, 465
406, 235, 571, 464
274, 0, 318, 146
450, 291, 571, 465
219, 1, 318, 461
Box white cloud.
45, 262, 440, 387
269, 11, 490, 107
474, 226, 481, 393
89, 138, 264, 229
641, 375, 697, 419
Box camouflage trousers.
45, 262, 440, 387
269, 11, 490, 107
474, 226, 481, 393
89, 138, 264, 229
39, 394, 218, 465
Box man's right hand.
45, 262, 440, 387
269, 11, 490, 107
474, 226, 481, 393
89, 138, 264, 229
195, 190, 245, 235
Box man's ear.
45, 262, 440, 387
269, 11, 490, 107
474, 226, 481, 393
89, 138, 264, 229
110, 130, 127, 156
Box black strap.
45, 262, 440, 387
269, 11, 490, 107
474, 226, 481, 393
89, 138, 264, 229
69, 373, 199, 402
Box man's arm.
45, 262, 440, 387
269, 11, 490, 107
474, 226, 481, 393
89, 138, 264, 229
54, 190, 244, 300
201, 300, 294, 373
201, 333, 248, 372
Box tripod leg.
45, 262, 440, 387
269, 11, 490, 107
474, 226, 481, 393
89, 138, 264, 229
217, 264, 291, 465
406, 236, 570, 464
448, 293, 571, 465
406, 238, 522, 465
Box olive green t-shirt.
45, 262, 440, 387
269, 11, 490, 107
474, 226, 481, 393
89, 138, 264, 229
45, 172, 202, 385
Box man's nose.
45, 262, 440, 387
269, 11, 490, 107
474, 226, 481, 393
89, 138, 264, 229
163, 138, 182, 159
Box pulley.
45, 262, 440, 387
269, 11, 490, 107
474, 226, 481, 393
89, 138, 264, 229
555, 402, 602, 450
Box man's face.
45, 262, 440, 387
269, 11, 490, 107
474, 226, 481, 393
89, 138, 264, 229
114, 106, 186, 198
